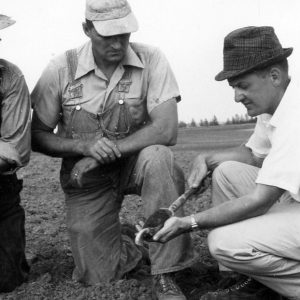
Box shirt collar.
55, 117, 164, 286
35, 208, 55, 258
75, 41, 95, 80
122, 45, 144, 68
75, 41, 144, 80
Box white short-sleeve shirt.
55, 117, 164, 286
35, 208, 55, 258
246, 78, 300, 201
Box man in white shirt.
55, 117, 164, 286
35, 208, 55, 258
153, 26, 300, 299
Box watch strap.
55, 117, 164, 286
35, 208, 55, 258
190, 214, 198, 230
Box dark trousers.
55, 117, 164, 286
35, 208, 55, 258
0, 175, 29, 292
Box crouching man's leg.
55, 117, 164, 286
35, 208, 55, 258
210, 160, 258, 275
123, 145, 198, 300
203, 161, 300, 299
61, 170, 142, 285
0, 175, 29, 292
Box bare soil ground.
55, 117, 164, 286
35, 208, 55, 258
0, 124, 254, 300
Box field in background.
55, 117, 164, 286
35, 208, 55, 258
174, 123, 254, 152
172, 124, 254, 177
1, 124, 255, 300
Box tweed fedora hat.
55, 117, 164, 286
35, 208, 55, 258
85, 0, 138, 36
0, 14, 15, 30
215, 26, 293, 81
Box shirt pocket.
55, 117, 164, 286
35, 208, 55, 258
62, 82, 86, 107
69, 109, 102, 140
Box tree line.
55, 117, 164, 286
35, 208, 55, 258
179, 113, 257, 128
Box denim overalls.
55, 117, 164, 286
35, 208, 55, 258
59, 49, 197, 284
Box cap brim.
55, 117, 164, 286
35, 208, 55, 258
0, 17, 16, 30
93, 12, 138, 36
215, 47, 293, 81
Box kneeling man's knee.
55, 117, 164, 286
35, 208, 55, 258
139, 145, 172, 163
137, 145, 184, 193
138, 145, 176, 176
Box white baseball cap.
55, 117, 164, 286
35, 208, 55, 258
85, 0, 138, 36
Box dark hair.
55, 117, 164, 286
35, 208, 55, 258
254, 58, 289, 76
229, 57, 289, 84
85, 19, 94, 30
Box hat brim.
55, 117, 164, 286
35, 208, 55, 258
92, 11, 138, 37
0, 15, 15, 30
215, 47, 293, 81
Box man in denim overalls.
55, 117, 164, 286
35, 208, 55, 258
0, 14, 31, 292
31, 0, 197, 299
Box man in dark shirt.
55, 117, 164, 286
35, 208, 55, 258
0, 14, 31, 292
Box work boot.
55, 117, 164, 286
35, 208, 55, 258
153, 273, 186, 300
216, 272, 246, 289
200, 277, 282, 300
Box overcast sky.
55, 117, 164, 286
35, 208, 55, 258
1, 0, 300, 122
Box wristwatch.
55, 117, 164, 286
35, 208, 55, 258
190, 214, 198, 231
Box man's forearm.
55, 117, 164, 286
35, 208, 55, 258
192, 192, 275, 229
190, 182, 283, 230
32, 131, 85, 158
32, 120, 175, 159
116, 121, 176, 157
31, 111, 85, 158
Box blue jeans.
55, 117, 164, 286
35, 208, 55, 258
60, 145, 197, 284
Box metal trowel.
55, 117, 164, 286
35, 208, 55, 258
135, 172, 211, 245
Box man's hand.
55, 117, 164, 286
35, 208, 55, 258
82, 137, 121, 164
187, 154, 208, 188
69, 157, 99, 187
152, 216, 191, 243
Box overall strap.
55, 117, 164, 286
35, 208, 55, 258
66, 49, 78, 84
65, 49, 83, 101
107, 68, 133, 133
